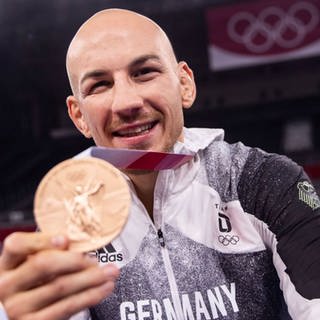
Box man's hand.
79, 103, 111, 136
0, 232, 119, 320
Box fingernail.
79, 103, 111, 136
101, 282, 114, 292
84, 253, 98, 264
102, 265, 111, 275
102, 265, 119, 278
51, 235, 67, 247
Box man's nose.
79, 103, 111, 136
111, 80, 144, 117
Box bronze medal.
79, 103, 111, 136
34, 157, 130, 252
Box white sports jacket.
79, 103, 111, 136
72, 128, 320, 320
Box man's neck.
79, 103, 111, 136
125, 170, 158, 220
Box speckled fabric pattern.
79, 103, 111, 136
203, 140, 251, 203
90, 226, 171, 317
164, 224, 283, 320
90, 224, 282, 320
84, 128, 320, 320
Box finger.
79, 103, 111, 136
0, 250, 99, 296
4, 264, 119, 318
0, 232, 68, 270
25, 281, 116, 320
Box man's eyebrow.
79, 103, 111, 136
80, 54, 161, 85
130, 54, 161, 67
80, 70, 108, 86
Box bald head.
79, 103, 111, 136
65, 7, 196, 152
66, 8, 177, 95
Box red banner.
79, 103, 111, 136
206, 0, 320, 70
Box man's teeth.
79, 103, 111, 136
117, 124, 153, 137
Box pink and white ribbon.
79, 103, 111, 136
83, 147, 194, 170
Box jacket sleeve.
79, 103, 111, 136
237, 149, 320, 306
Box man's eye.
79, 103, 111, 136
133, 68, 158, 79
89, 81, 110, 94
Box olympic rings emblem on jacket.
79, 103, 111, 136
218, 235, 240, 246
227, 1, 320, 53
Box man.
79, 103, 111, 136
0, 8, 320, 320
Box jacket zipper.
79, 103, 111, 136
157, 228, 165, 247
132, 171, 185, 319
154, 170, 185, 319
156, 227, 184, 319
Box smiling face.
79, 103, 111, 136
66, 9, 196, 152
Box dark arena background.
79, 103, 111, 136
1, 0, 320, 244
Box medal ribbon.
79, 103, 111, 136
86, 147, 194, 170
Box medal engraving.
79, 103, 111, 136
34, 157, 130, 252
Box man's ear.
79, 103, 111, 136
66, 96, 92, 138
178, 61, 196, 109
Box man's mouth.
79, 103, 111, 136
113, 122, 157, 137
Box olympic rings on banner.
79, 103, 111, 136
227, 1, 320, 53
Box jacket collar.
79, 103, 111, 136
173, 127, 225, 154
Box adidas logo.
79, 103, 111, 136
90, 243, 123, 263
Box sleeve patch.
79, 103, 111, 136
297, 181, 320, 210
